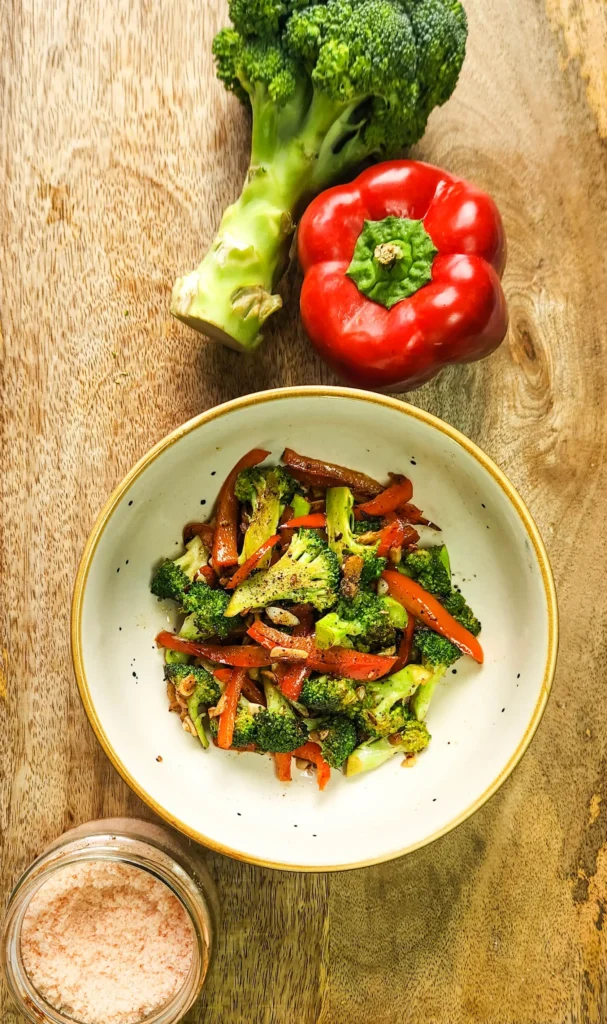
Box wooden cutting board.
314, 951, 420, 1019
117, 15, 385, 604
1, 1, 606, 1021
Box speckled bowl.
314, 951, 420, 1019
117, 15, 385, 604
71, 386, 558, 871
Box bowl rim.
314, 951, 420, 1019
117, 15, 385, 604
71, 385, 559, 872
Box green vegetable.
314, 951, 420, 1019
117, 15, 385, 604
291, 494, 311, 518
325, 486, 386, 585
151, 535, 208, 602
300, 675, 363, 718
309, 716, 358, 768
346, 217, 437, 308
401, 544, 481, 633
345, 719, 431, 776
164, 648, 191, 666
209, 697, 261, 748
409, 626, 460, 721
255, 681, 307, 752
358, 664, 431, 738
315, 591, 407, 652
181, 581, 234, 640
171, 0, 468, 350
164, 663, 221, 749
225, 528, 339, 615
235, 465, 299, 563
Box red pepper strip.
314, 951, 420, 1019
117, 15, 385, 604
358, 475, 413, 516
382, 571, 484, 664
399, 503, 441, 531
212, 448, 270, 571
281, 513, 327, 529
282, 448, 383, 496
156, 631, 272, 667
276, 610, 314, 701
183, 522, 216, 548
195, 565, 217, 586
217, 669, 247, 749
212, 668, 266, 706
246, 622, 396, 681
377, 517, 420, 558
392, 614, 415, 672
224, 534, 281, 590
274, 753, 292, 782
213, 667, 232, 684
292, 743, 331, 791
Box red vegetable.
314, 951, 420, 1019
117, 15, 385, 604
381, 570, 484, 664
224, 534, 281, 590
217, 669, 246, 749
393, 613, 415, 672
281, 448, 382, 496
275, 609, 314, 701
358, 475, 413, 516
156, 631, 272, 667
196, 565, 217, 587
376, 516, 419, 558
400, 503, 440, 530
274, 753, 292, 782
183, 522, 215, 548
247, 621, 397, 681
298, 160, 508, 392
281, 513, 327, 529
212, 448, 270, 570
292, 743, 331, 791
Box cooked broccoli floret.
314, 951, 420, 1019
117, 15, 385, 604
151, 535, 208, 601
181, 580, 234, 640
325, 487, 387, 585
401, 545, 452, 597
291, 494, 311, 518
345, 719, 431, 776
358, 664, 432, 738
165, 663, 221, 749
300, 675, 363, 718
442, 590, 481, 636
409, 626, 461, 721
254, 682, 307, 753
209, 697, 261, 749
352, 515, 383, 535
235, 466, 300, 564
315, 591, 406, 652
172, 0, 467, 351
308, 716, 358, 768
225, 528, 339, 615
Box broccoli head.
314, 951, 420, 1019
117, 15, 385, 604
401, 545, 452, 597
165, 662, 220, 749
315, 591, 407, 652
442, 589, 481, 636
225, 528, 339, 615
209, 697, 261, 749
254, 682, 307, 753
409, 626, 460, 721
181, 580, 234, 641
345, 719, 431, 776
300, 675, 363, 718
325, 486, 387, 585
151, 535, 208, 602
358, 664, 432, 738
235, 465, 300, 564
310, 716, 358, 768
172, 0, 467, 351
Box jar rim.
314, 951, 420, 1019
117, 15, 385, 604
2, 829, 211, 1024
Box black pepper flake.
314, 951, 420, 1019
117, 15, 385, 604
119, 627, 122, 631
128, 500, 133, 506
312, 834, 317, 838
410, 458, 416, 465
501, 708, 505, 713
125, 560, 129, 565
237, 812, 241, 817
116, 568, 120, 573
517, 673, 520, 678
132, 672, 137, 678
211, 471, 216, 475
200, 499, 207, 505
293, 824, 298, 828
481, 503, 486, 509
432, 798, 437, 802
452, 669, 457, 674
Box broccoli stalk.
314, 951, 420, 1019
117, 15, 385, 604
225, 527, 339, 615
345, 719, 431, 776
359, 664, 432, 737
171, 0, 467, 350
409, 627, 461, 721
164, 663, 221, 749
325, 486, 386, 585
235, 466, 299, 564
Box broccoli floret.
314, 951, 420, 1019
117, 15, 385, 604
309, 716, 358, 768
165, 663, 220, 749
209, 697, 261, 749
442, 590, 481, 636
181, 580, 234, 640
225, 528, 339, 615
151, 535, 208, 601
352, 515, 383, 535
315, 591, 406, 652
401, 545, 452, 597
171, 0, 467, 351
345, 719, 431, 776
254, 682, 307, 753
235, 466, 300, 564
300, 675, 363, 718
358, 664, 432, 738
325, 486, 386, 585
409, 626, 461, 721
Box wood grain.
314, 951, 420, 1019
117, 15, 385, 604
1, 1, 607, 1022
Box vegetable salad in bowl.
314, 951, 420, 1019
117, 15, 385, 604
153, 447, 483, 790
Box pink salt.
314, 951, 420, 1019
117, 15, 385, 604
21, 860, 194, 1024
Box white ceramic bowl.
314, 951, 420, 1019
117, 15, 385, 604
72, 387, 558, 871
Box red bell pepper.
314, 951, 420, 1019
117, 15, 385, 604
275, 608, 314, 701
224, 534, 281, 590
281, 513, 327, 529
381, 570, 484, 664
292, 743, 331, 791
358, 475, 413, 516
281, 448, 382, 495
156, 631, 272, 667
217, 668, 246, 749
274, 753, 293, 782
376, 516, 419, 558
212, 668, 266, 706
196, 565, 217, 587
183, 522, 215, 548
298, 160, 508, 392
247, 621, 396, 681
212, 448, 270, 570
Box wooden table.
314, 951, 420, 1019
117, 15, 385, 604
2, 1, 606, 1021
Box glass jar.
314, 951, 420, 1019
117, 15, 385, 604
1, 818, 218, 1024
